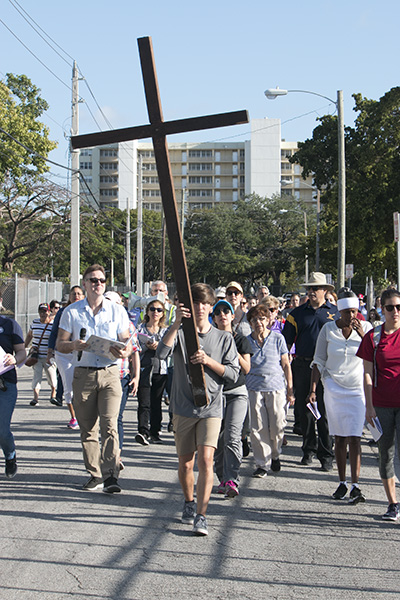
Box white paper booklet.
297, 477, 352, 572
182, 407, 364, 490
366, 417, 383, 442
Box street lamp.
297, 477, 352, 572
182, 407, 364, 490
279, 208, 308, 282
265, 87, 346, 287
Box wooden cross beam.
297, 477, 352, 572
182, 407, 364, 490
72, 36, 249, 406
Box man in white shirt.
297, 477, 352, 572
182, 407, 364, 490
56, 264, 132, 493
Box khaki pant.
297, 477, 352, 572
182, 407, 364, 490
73, 365, 121, 479
248, 389, 287, 470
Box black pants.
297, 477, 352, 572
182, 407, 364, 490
291, 357, 333, 462
137, 373, 167, 437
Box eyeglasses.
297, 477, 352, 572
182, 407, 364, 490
306, 286, 324, 291
213, 307, 232, 316
149, 306, 164, 313
383, 304, 400, 312
88, 277, 106, 284
226, 290, 241, 296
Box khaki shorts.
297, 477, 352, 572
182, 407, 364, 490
172, 414, 222, 456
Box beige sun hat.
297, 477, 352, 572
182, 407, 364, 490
301, 272, 334, 291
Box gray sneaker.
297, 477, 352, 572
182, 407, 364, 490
192, 514, 208, 536
82, 476, 103, 491
181, 501, 195, 524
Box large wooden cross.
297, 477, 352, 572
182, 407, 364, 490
72, 36, 249, 406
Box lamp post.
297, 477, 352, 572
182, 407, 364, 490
279, 208, 308, 282
265, 87, 345, 287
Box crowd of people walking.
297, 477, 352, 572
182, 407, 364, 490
1, 266, 399, 536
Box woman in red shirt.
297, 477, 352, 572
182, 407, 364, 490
357, 289, 400, 521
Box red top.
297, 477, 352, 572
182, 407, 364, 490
357, 327, 400, 407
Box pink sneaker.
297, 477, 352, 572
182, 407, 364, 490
217, 481, 226, 494
224, 480, 239, 498
68, 418, 79, 430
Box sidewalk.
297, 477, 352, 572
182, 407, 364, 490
0, 365, 398, 600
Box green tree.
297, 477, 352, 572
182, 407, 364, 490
0, 178, 69, 273
291, 87, 400, 283
184, 194, 311, 293
0, 74, 57, 188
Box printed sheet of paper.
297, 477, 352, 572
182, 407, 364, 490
84, 335, 126, 361
0, 346, 14, 375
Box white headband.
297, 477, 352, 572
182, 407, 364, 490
337, 297, 359, 311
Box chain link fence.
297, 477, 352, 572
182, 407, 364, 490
0, 275, 63, 336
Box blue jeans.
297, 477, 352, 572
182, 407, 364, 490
215, 388, 248, 484
0, 382, 17, 459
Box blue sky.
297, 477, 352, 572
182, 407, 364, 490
1, 0, 399, 179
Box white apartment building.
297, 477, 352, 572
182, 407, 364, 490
79, 118, 315, 212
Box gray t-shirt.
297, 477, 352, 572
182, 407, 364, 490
157, 325, 240, 419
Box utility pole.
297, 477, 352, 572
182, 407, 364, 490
70, 61, 80, 286
136, 154, 143, 295
110, 229, 114, 287
126, 198, 131, 288
337, 90, 346, 289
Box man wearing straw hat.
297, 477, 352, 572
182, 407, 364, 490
283, 272, 338, 471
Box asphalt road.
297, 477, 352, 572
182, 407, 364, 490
0, 365, 399, 600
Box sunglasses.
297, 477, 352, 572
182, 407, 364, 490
149, 306, 164, 313
306, 286, 324, 291
226, 290, 241, 296
88, 277, 106, 284
213, 307, 232, 316
383, 304, 400, 312
53, 306, 60, 310
268, 307, 278, 312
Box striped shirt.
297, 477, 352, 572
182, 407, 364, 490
29, 318, 53, 358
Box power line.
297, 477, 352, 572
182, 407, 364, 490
0, 18, 71, 91
7, 0, 72, 66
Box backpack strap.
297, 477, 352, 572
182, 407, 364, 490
372, 324, 383, 388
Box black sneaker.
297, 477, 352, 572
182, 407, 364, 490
50, 397, 63, 407
300, 455, 313, 465
382, 503, 400, 521
29, 399, 38, 406
149, 434, 163, 444
82, 476, 103, 491
242, 437, 250, 458
320, 460, 333, 472
135, 432, 150, 446
5, 456, 17, 479
103, 476, 121, 494
271, 458, 281, 472
332, 482, 348, 500
348, 486, 366, 505
252, 467, 267, 478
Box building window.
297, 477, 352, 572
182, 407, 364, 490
80, 162, 92, 170
143, 202, 162, 211
100, 162, 118, 170
142, 176, 159, 184
80, 149, 92, 157
189, 190, 212, 197
188, 163, 213, 171
143, 163, 157, 171
188, 150, 212, 157
239, 149, 245, 159
140, 150, 155, 158
281, 149, 292, 158
100, 149, 118, 157
143, 189, 161, 197
100, 189, 118, 197
188, 176, 213, 184
281, 163, 292, 171
100, 176, 118, 183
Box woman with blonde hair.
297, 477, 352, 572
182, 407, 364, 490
136, 299, 168, 445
